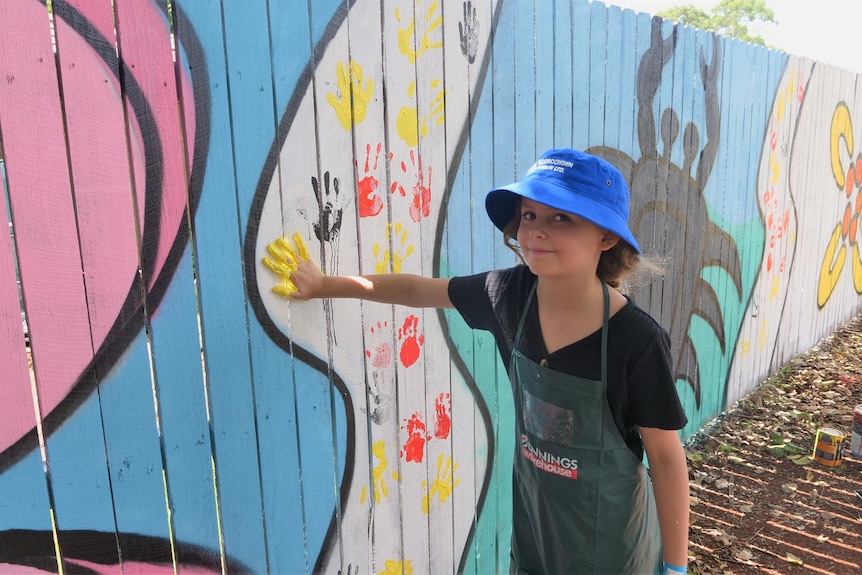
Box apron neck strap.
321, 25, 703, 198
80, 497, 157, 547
515, 278, 610, 384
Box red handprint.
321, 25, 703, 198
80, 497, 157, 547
401, 412, 431, 463
398, 314, 424, 368
434, 393, 451, 440
356, 142, 385, 218
390, 150, 432, 222
365, 320, 392, 368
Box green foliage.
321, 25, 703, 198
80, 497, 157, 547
658, 0, 777, 46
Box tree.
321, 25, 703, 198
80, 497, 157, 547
658, 0, 777, 46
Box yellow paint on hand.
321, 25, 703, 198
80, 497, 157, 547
261, 233, 311, 298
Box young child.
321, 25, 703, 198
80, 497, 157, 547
266, 148, 690, 574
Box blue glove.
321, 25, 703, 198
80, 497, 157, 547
663, 564, 687, 575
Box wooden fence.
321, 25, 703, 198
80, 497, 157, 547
1, 0, 860, 573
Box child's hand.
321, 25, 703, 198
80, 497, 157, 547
262, 233, 322, 299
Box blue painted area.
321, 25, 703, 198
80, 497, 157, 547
703, 45, 786, 225
148, 248, 220, 554
178, 0, 346, 572
571, 0, 591, 153
42, 336, 149, 535
0, 447, 52, 532
98, 331, 171, 544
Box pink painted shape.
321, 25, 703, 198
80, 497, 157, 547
0, 1, 97, 449
113, 0, 195, 294
0, 176, 35, 452
0, 0, 195, 455
53, 10, 144, 349
0, 561, 220, 575
68, 560, 220, 575
0, 565, 52, 575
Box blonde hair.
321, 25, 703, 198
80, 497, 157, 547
501, 198, 645, 289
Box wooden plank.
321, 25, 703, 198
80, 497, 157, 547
587, 0, 606, 146
570, 0, 591, 152
204, 0, 274, 570
513, 0, 536, 160
552, 0, 573, 148
0, 1, 119, 567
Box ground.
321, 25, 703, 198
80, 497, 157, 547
686, 313, 862, 574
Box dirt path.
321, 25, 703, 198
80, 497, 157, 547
687, 313, 862, 574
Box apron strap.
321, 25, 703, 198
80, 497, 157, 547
601, 281, 609, 386
514, 279, 609, 379
513, 278, 538, 352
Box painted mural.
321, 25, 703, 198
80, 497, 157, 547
1, 0, 860, 573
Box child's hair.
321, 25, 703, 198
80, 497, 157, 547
501, 198, 641, 289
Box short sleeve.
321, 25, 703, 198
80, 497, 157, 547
627, 326, 688, 430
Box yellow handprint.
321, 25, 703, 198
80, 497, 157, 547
421, 453, 459, 514
262, 233, 311, 297
395, 1, 443, 64
373, 222, 415, 274
360, 440, 401, 504
326, 60, 374, 131
378, 559, 413, 575
396, 79, 446, 147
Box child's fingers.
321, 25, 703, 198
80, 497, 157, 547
262, 256, 297, 277
293, 233, 310, 261
262, 233, 316, 299
276, 237, 299, 262
272, 282, 298, 298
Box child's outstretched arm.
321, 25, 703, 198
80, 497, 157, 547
263, 234, 454, 309
640, 427, 690, 573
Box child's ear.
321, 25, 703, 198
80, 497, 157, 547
600, 231, 620, 251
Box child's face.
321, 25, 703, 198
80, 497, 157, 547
516, 198, 618, 277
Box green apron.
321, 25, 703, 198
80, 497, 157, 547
509, 281, 662, 574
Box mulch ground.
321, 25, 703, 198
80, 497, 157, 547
686, 313, 862, 574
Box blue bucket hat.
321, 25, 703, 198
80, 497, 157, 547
485, 148, 641, 253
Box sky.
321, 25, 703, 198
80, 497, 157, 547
601, 0, 862, 74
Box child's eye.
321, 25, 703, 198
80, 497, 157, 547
521, 211, 536, 221
553, 213, 570, 223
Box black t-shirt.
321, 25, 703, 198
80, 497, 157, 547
448, 265, 687, 459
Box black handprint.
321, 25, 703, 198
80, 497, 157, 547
459, 1, 479, 64
311, 171, 344, 243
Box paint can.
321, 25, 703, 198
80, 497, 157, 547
812, 427, 845, 466
851, 405, 862, 458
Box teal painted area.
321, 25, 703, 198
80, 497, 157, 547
681, 215, 765, 438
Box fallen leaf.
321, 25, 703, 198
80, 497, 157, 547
786, 552, 803, 565
735, 549, 754, 561
715, 478, 730, 489
781, 483, 798, 492
738, 504, 753, 513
